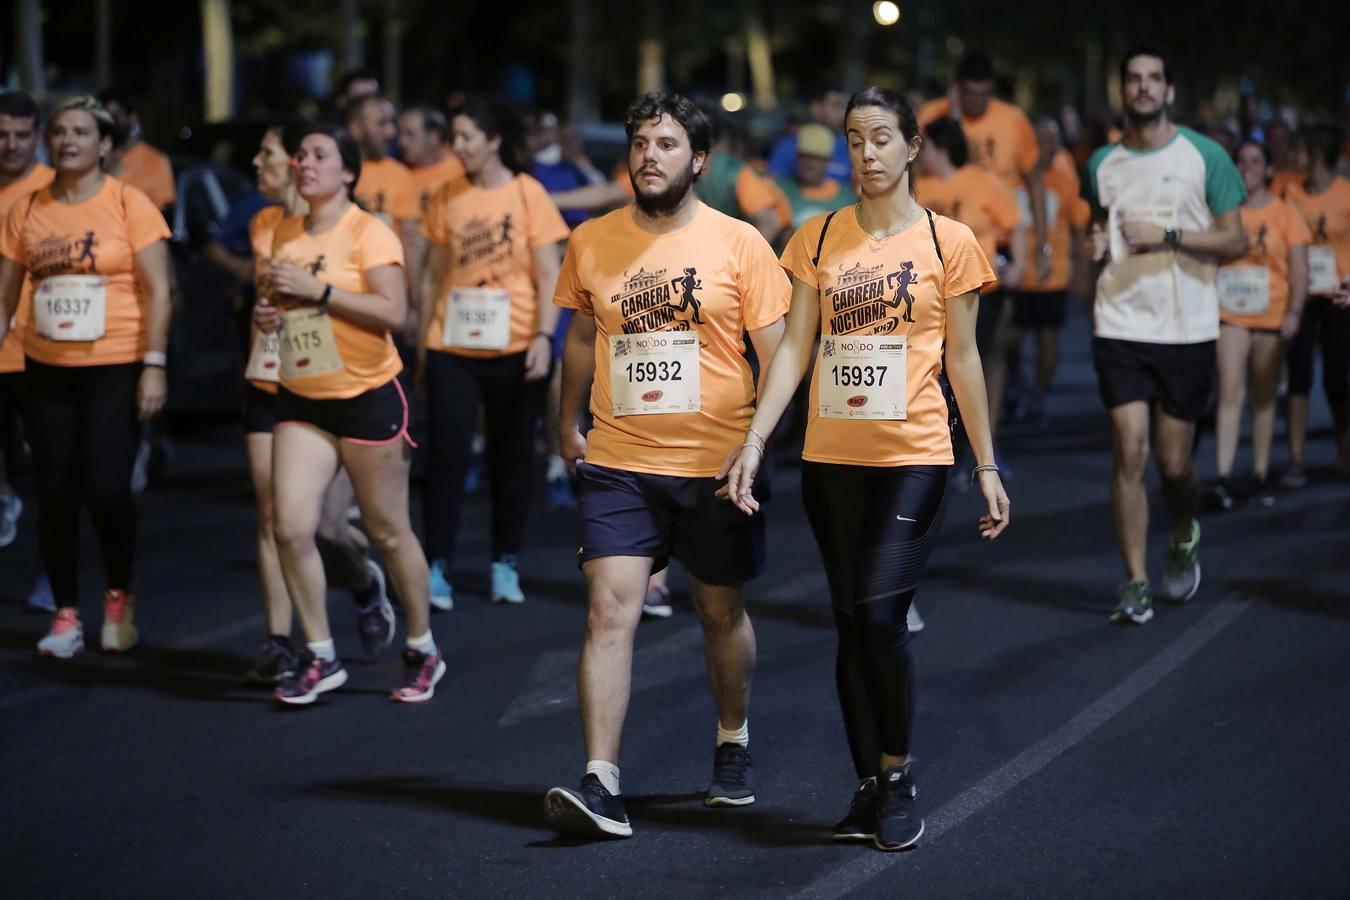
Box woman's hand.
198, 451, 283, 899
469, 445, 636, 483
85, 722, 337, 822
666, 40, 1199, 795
253, 298, 281, 334
976, 469, 1010, 540
524, 333, 552, 383
268, 259, 326, 302
714, 439, 765, 516
137, 367, 167, 422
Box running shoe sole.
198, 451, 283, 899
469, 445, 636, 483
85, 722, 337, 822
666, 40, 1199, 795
874, 818, 925, 852
390, 658, 447, 704
641, 603, 673, 619
1110, 607, 1154, 625
543, 788, 633, 838
833, 828, 875, 842
38, 636, 85, 659
101, 624, 138, 653
429, 593, 454, 611
705, 793, 756, 808
1161, 562, 1201, 605
275, 667, 349, 706
491, 595, 525, 605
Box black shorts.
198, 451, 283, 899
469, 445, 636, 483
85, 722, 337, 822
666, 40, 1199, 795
575, 460, 766, 587
242, 384, 277, 435
1013, 291, 1068, 329
0, 370, 23, 433
1091, 337, 1216, 422
276, 379, 410, 444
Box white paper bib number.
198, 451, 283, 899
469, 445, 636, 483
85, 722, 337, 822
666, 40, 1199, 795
817, 336, 908, 420
444, 287, 511, 350
1217, 266, 1271, 316
245, 328, 282, 383
609, 332, 701, 416
1109, 204, 1178, 263
279, 308, 344, 381
34, 275, 107, 341
1307, 244, 1338, 295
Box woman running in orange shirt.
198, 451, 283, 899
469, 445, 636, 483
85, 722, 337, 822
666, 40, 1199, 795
254, 123, 440, 705
720, 87, 1009, 852
0, 95, 172, 658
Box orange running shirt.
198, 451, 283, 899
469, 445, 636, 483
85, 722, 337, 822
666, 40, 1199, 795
915, 166, 1021, 265
1018, 168, 1090, 293
918, 98, 1039, 189
781, 207, 995, 467
354, 157, 420, 226
1270, 169, 1302, 201
1219, 199, 1313, 330
270, 205, 405, 399
0, 177, 170, 367
0, 163, 54, 373
246, 205, 287, 394
422, 173, 570, 357
409, 154, 466, 217
117, 142, 176, 211
554, 203, 790, 477
1284, 177, 1350, 297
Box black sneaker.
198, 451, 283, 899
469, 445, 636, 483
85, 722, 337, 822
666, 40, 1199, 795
355, 561, 395, 655
833, 777, 878, 841
543, 774, 633, 838
705, 742, 755, 807
1202, 479, 1234, 513
245, 636, 298, 685
874, 765, 924, 851
1247, 475, 1276, 508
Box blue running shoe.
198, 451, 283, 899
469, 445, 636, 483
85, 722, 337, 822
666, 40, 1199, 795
491, 557, 525, 604
26, 575, 55, 614
428, 559, 454, 611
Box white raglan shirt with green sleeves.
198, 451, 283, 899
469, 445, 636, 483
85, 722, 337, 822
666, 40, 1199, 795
1087, 126, 1246, 345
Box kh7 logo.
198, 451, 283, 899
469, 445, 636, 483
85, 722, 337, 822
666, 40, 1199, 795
847, 395, 867, 407
642, 390, 663, 403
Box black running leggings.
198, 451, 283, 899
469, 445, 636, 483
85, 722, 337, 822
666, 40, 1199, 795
23, 360, 141, 609
423, 349, 545, 566
1287, 296, 1350, 407
802, 462, 948, 780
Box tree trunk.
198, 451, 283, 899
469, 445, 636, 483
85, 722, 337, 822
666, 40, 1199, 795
15, 0, 46, 94
566, 0, 599, 123
201, 0, 235, 122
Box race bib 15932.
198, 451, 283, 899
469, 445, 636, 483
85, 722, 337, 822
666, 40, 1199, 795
609, 331, 701, 416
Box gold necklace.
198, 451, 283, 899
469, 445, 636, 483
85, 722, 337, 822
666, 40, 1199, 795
858, 202, 919, 253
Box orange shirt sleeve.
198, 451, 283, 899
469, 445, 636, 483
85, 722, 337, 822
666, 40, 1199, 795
1284, 202, 1313, 246
122, 184, 172, 252
734, 168, 777, 216
734, 226, 792, 330
0, 198, 29, 263
521, 177, 571, 247
778, 212, 831, 284
936, 219, 997, 298
552, 225, 592, 313
357, 216, 405, 271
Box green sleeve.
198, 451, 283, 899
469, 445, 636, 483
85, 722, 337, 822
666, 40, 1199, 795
1182, 127, 1246, 216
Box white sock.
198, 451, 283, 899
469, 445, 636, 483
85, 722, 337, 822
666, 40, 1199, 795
717, 721, 749, 747
586, 760, 621, 796
307, 639, 336, 662
546, 454, 567, 482
406, 631, 436, 654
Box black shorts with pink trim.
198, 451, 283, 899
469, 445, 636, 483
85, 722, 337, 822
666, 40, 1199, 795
276, 378, 411, 445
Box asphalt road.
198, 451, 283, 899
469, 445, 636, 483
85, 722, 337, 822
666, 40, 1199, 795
3, 315, 1348, 898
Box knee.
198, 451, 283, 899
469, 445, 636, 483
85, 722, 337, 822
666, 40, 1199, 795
272, 508, 317, 553
586, 586, 639, 638
1114, 442, 1149, 481
365, 521, 409, 559
256, 499, 276, 542
1156, 452, 1193, 484
695, 598, 746, 635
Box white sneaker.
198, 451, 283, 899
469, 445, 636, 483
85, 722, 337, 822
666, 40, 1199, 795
907, 604, 925, 633
37, 608, 84, 658
101, 590, 139, 652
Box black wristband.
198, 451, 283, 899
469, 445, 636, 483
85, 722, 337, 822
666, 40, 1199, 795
317, 284, 333, 307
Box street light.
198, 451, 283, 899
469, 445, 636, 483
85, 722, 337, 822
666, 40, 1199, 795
721, 92, 747, 113
872, 1, 900, 26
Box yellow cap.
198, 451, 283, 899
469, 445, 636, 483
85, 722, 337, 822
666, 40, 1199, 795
796, 124, 835, 159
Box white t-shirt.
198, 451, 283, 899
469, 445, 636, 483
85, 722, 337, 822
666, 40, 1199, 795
1087, 126, 1246, 345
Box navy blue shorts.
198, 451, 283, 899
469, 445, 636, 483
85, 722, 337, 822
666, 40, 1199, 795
575, 461, 766, 587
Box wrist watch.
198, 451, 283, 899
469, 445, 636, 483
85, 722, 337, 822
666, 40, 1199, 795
1163, 228, 1181, 250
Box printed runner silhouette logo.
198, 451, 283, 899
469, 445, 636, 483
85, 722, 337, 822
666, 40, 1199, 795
825, 259, 921, 335
610, 266, 705, 334
77, 231, 98, 268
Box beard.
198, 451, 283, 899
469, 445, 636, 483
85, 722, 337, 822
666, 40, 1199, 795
631, 159, 695, 216
1125, 99, 1165, 126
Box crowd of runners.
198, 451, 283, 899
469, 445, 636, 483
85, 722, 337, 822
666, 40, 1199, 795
0, 42, 1347, 849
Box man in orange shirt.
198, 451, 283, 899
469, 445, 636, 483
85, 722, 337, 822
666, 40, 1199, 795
398, 104, 463, 335
98, 91, 175, 213
0, 91, 54, 554
544, 92, 789, 839
919, 53, 1050, 282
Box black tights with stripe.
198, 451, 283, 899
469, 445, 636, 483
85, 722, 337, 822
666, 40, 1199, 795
802, 462, 947, 780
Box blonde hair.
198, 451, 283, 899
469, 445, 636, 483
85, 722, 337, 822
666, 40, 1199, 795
48, 95, 118, 141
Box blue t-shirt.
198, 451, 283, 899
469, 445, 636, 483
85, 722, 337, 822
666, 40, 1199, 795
212, 191, 277, 257
767, 131, 852, 183
532, 160, 593, 229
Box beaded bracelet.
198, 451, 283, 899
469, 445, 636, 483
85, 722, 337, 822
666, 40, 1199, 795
970, 463, 999, 485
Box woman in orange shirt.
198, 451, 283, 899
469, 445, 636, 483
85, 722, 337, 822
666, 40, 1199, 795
240, 124, 397, 686
419, 97, 569, 608
253, 123, 441, 705
0, 95, 172, 659
1283, 125, 1350, 484
719, 87, 1009, 852
1208, 141, 1310, 509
